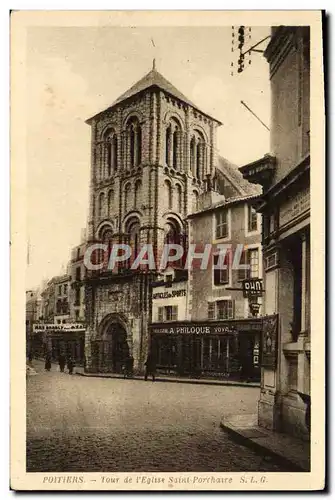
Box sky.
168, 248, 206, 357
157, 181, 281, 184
26, 25, 271, 290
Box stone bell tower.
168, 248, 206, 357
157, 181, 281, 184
83, 61, 222, 373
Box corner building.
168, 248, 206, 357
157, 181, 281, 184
240, 27, 310, 440
84, 62, 222, 373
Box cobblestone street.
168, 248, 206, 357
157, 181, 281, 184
27, 363, 287, 472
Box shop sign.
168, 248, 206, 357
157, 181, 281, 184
152, 289, 186, 300
150, 323, 236, 336
261, 314, 278, 368
242, 278, 263, 297
33, 323, 86, 333
279, 186, 310, 227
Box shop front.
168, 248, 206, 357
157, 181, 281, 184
149, 318, 263, 381
32, 323, 86, 366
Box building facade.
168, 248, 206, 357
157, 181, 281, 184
186, 160, 263, 380
83, 61, 224, 374
240, 26, 310, 439
26, 290, 41, 357
69, 242, 87, 322
30, 273, 85, 364
53, 274, 71, 324
148, 158, 263, 380
150, 267, 188, 374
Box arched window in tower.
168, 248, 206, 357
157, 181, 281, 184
164, 180, 173, 210
130, 127, 135, 167
176, 184, 182, 213
112, 135, 118, 172
126, 217, 141, 265
190, 130, 206, 179
192, 190, 199, 212
166, 118, 182, 169
106, 139, 112, 177
173, 130, 179, 169
165, 126, 171, 166
104, 129, 118, 177
101, 228, 114, 264
137, 126, 142, 166
190, 136, 196, 174
196, 141, 202, 179
98, 192, 105, 218
124, 183, 131, 213
134, 180, 142, 208
107, 189, 114, 215
163, 219, 184, 269
127, 117, 142, 168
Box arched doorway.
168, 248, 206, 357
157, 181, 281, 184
94, 317, 130, 373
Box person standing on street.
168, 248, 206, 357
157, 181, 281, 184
58, 354, 66, 373
45, 353, 51, 372
67, 356, 74, 375
144, 352, 156, 382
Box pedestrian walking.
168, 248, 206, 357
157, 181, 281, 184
58, 354, 66, 373
144, 352, 156, 382
45, 354, 51, 372
123, 354, 134, 379
67, 356, 74, 375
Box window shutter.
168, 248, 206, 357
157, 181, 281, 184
215, 213, 220, 238
172, 306, 178, 321
213, 255, 220, 285
222, 253, 229, 284
238, 250, 247, 281
223, 210, 228, 238
158, 307, 164, 322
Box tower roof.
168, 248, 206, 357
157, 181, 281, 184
86, 62, 222, 125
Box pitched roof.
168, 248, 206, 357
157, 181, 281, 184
216, 156, 262, 198
86, 65, 222, 124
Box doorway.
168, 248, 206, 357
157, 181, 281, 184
101, 322, 130, 373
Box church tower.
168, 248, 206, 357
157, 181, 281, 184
84, 61, 222, 373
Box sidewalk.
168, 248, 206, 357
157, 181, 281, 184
76, 370, 260, 388
220, 413, 310, 472
29, 358, 259, 387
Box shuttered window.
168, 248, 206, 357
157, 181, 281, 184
213, 254, 229, 285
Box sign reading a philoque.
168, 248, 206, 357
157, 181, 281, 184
242, 278, 263, 298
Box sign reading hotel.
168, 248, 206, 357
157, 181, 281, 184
33, 323, 86, 333
242, 278, 263, 297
